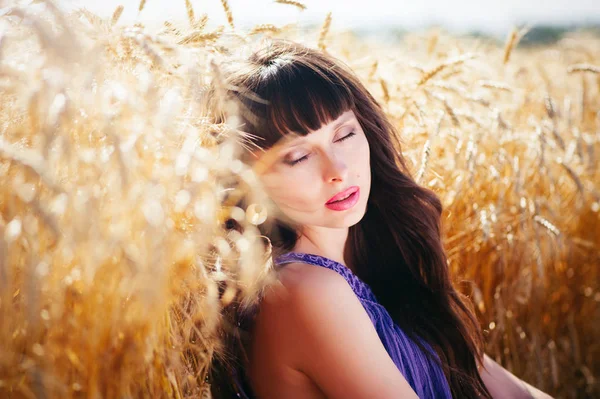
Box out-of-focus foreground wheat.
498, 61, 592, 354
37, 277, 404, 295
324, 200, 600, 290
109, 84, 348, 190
0, 1, 597, 398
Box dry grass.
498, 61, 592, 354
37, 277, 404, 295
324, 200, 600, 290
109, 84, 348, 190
0, 2, 598, 399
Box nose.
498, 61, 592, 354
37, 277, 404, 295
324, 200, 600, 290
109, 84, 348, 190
323, 150, 348, 183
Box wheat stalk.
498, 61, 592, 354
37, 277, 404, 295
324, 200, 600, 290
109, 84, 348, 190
416, 112, 443, 185
503, 26, 529, 64
533, 215, 561, 237
249, 24, 282, 35
196, 13, 209, 30
541, 119, 566, 150
427, 30, 439, 56
220, 0, 235, 29
544, 94, 557, 119
417, 53, 475, 86
442, 98, 460, 127
274, 0, 307, 11
567, 64, 600, 74
111, 5, 124, 26
318, 12, 332, 51
379, 78, 390, 104
78, 8, 103, 27
178, 27, 224, 45
185, 0, 196, 27
368, 60, 378, 80
503, 28, 519, 64
558, 160, 585, 196
477, 79, 514, 92
415, 139, 431, 184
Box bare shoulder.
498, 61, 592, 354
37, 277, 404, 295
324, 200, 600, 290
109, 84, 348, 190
255, 261, 354, 326
251, 261, 355, 357
275, 261, 350, 301
247, 262, 354, 397
248, 262, 418, 398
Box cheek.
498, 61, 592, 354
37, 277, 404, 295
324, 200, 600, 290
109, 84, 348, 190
361, 138, 370, 167
348, 135, 370, 174
260, 170, 321, 211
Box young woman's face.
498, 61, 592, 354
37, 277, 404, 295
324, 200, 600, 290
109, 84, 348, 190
253, 109, 371, 230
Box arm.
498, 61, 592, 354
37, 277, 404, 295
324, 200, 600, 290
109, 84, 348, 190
479, 353, 554, 399
249, 263, 418, 399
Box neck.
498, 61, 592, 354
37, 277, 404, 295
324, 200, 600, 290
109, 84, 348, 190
292, 225, 352, 271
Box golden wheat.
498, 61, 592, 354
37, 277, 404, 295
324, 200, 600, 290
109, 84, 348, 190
220, 0, 235, 29
567, 63, 600, 74
274, 0, 308, 11
184, 0, 196, 27
111, 5, 124, 26
0, 3, 598, 399
318, 11, 332, 51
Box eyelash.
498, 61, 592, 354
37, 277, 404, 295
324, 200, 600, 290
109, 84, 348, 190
287, 132, 356, 166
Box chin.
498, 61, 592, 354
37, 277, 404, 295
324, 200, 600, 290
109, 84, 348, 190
327, 205, 367, 228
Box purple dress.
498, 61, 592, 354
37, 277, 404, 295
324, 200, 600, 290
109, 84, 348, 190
273, 252, 453, 398
231, 251, 453, 398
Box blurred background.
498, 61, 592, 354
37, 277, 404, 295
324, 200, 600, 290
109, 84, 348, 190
61, 0, 600, 41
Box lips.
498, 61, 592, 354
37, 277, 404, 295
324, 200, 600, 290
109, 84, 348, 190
326, 186, 359, 204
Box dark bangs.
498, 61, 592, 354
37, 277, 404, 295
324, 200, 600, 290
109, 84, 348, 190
230, 55, 355, 154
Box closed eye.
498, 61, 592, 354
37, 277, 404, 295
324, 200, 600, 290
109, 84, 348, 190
287, 154, 309, 166
285, 131, 357, 166
336, 131, 356, 143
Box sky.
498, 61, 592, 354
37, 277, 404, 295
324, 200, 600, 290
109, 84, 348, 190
54, 0, 600, 36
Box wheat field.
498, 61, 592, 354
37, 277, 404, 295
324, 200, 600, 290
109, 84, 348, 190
0, 1, 598, 398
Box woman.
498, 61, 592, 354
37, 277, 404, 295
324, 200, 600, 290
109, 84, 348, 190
206, 39, 552, 398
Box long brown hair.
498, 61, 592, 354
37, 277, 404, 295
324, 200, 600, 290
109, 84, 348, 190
205, 38, 492, 398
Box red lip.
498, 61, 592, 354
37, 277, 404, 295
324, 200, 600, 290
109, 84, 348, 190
326, 186, 359, 204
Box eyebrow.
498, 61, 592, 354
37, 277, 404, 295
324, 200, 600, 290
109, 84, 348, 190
284, 115, 354, 147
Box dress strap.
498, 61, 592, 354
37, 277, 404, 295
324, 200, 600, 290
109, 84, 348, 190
274, 252, 378, 302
